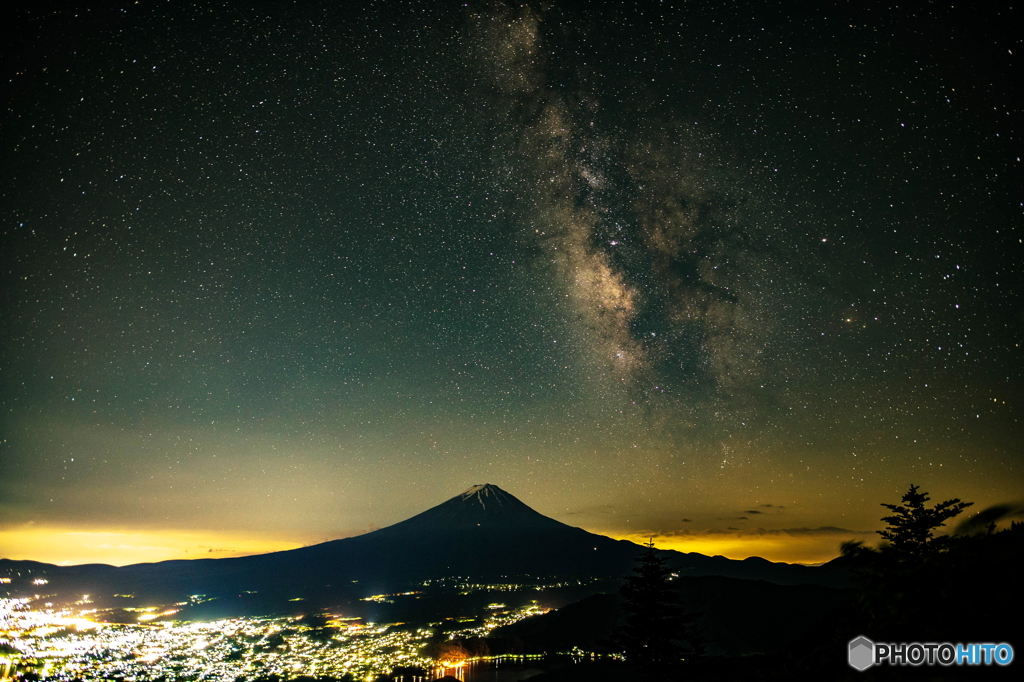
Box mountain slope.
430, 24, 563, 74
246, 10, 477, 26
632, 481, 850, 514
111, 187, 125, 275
0, 484, 847, 612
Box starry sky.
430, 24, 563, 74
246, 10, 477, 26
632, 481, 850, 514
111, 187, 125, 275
2, 0, 1020, 567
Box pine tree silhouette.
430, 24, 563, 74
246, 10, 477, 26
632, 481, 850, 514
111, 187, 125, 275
611, 539, 698, 673
877, 484, 973, 559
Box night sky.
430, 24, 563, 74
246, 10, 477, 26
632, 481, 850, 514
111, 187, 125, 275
2, 0, 1020, 566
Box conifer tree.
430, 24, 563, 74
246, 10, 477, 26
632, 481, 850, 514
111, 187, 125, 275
612, 539, 696, 671
877, 484, 973, 559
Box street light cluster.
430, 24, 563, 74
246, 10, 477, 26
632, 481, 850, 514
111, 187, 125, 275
0, 597, 546, 681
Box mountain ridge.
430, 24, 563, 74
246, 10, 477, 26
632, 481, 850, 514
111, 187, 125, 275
0, 484, 848, 615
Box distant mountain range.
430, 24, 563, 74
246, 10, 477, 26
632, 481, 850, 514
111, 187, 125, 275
0, 484, 848, 617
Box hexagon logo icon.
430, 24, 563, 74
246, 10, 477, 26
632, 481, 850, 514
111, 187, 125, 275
849, 636, 875, 671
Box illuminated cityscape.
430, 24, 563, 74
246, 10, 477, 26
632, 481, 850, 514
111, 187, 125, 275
0, 597, 549, 681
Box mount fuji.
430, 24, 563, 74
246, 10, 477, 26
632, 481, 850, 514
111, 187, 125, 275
0, 484, 846, 614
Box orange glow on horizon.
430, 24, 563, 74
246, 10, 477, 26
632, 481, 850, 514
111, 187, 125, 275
607, 531, 861, 565
2, 523, 863, 568
0, 525, 309, 567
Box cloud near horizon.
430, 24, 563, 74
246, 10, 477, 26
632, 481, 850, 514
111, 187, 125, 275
953, 502, 1024, 536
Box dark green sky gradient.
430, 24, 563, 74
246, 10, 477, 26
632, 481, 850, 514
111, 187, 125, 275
2, 1, 1020, 558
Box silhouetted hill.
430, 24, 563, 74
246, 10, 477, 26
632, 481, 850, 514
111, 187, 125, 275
492, 576, 850, 657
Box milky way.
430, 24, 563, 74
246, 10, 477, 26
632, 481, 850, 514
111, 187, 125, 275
471, 3, 865, 433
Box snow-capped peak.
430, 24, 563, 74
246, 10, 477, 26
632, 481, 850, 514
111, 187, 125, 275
459, 483, 506, 510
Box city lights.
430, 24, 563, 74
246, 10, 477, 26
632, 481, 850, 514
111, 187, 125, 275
0, 595, 549, 681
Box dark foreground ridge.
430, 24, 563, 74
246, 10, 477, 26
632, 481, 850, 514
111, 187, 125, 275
0, 484, 846, 615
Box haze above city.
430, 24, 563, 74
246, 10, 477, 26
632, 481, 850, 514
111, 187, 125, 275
2, 0, 1019, 567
